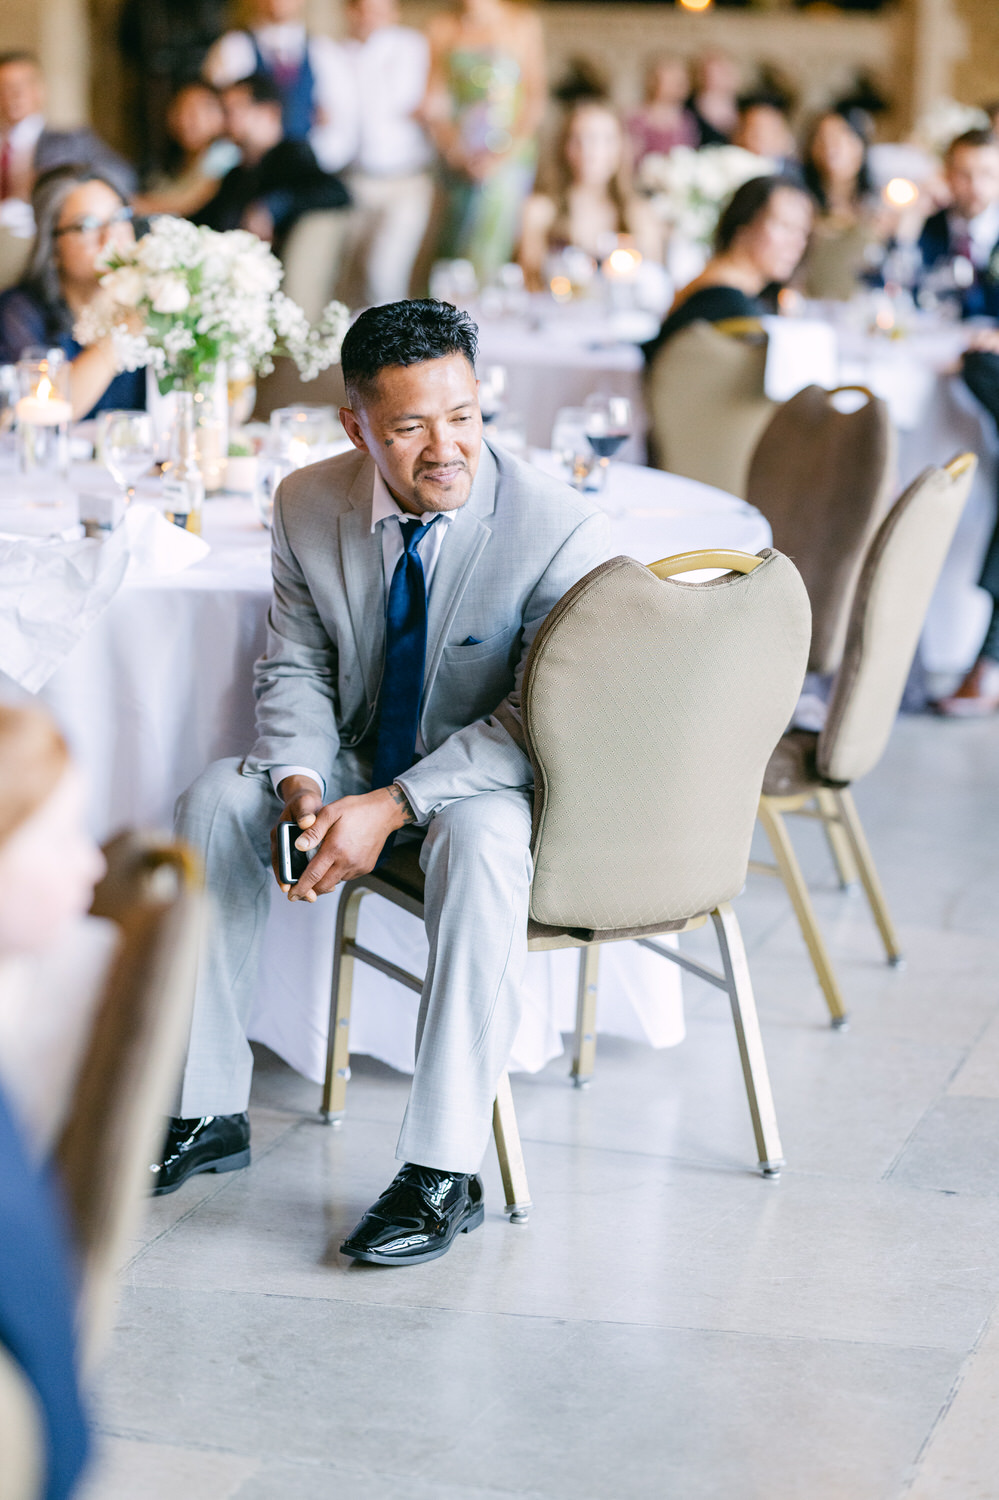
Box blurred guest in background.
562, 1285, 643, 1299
0, 51, 136, 207
0, 705, 107, 1500
645, 174, 812, 360
195, 72, 349, 244
336, 0, 434, 305
918, 129, 999, 319
423, 0, 547, 283
0, 167, 144, 420
204, 0, 354, 176
732, 95, 799, 175
133, 80, 240, 220
929, 131, 999, 715
801, 107, 883, 300
626, 55, 699, 167
519, 99, 660, 290
687, 50, 740, 146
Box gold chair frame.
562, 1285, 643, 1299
321, 551, 789, 1223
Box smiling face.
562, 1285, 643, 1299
341, 353, 482, 515
54, 179, 134, 287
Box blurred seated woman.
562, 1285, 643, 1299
0, 705, 107, 1500
133, 80, 240, 219
626, 55, 699, 167
519, 99, 661, 291
0, 167, 144, 420
801, 109, 884, 301
645, 174, 812, 360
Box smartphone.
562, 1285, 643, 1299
277, 820, 314, 885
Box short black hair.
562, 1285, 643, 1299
0, 50, 40, 70
224, 71, 283, 110
341, 300, 479, 406
714, 173, 810, 255
946, 128, 998, 158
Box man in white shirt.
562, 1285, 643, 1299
336, 0, 434, 306
203, 0, 354, 175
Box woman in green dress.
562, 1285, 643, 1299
422, 0, 546, 284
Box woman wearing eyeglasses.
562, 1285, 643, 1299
0, 166, 144, 420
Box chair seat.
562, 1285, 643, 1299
762, 729, 824, 798
370, 841, 700, 949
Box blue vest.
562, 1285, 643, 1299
250, 33, 316, 142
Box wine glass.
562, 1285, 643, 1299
97, 410, 155, 504
478, 365, 508, 423
0, 365, 17, 435
551, 407, 597, 492
584, 393, 633, 474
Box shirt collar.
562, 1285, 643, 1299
370, 466, 457, 530
6, 114, 44, 149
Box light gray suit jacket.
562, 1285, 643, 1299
243, 438, 610, 821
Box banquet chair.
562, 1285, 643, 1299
644, 318, 775, 497
0, 1347, 42, 1500
754, 454, 976, 1026
55, 833, 204, 1369
745, 383, 896, 677
321, 547, 811, 1207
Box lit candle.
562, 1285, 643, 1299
16, 378, 71, 427
884, 178, 919, 209
604, 247, 643, 282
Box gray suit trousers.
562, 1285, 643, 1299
175, 758, 533, 1174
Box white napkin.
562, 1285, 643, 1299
0, 502, 209, 693
760, 316, 839, 402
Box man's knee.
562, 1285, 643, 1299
422, 791, 532, 871
175, 758, 274, 847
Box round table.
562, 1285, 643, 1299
6, 457, 770, 1085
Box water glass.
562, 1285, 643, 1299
551, 407, 597, 491
97, 410, 156, 502
478, 365, 508, 422
270, 405, 341, 467
0, 365, 17, 435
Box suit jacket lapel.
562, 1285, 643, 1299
339, 457, 384, 706
421, 442, 498, 718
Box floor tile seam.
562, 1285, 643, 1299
896, 1309, 997, 1496
120, 1119, 306, 1273
108, 1281, 975, 1355
89, 1428, 547, 1497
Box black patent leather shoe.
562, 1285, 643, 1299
340, 1164, 484, 1266
149, 1113, 251, 1197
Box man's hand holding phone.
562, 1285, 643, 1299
271, 775, 415, 903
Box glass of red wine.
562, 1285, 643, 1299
584, 393, 632, 480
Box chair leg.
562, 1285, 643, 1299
757, 797, 849, 1028
321, 885, 367, 1123
815, 788, 860, 889
570, 944, 600, 1087
492, 1071, 532, 1223
833, 788, 904, 967
710, 904, 784, 1177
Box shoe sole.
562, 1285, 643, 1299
150, 1147, 251, 1197
340, 1203, 485, 1265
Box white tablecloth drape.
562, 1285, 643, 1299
3, 460, 769, 1085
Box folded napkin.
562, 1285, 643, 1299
0, 503, 209, 693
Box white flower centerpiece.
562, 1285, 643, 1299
638, 145, 774, 283
76, 215, 349, 491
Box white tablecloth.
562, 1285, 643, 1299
2, 459, 769, 1086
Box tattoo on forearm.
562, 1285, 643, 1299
389, 783, 416, 823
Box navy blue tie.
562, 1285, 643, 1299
370, 516, 438, 792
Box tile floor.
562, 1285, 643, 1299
81, 713, 999, 1499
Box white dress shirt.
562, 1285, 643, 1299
948, 201, 999, 269
204, 24, 355, 173
0, 112, 44, 203
270, 468, 455, 799
337, 26, 432, 177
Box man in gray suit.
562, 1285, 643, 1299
153, 300, 609, 1265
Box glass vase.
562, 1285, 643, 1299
162, 390, 205, 535
147, 362, 229, 494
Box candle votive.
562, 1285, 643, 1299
15, 357, 72, 479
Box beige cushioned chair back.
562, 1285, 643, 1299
55, 835, 204, 1371
524, 550, 811, 930
0, 1347, 43, 1500
818, 458, 975, 786
746, 384, 896, 676
645, 320, 775, 497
